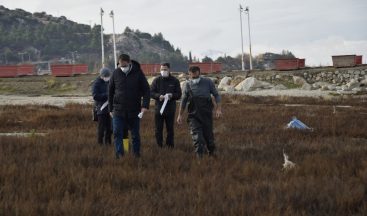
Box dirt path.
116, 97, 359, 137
0, 95, 93, 106
1, 89, 365, 106
228, 89, 336, 98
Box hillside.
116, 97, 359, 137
0, 5, 298, 72
0, 5, 188, 71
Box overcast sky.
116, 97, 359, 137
1, 0, 366, 66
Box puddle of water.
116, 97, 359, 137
284, 104, 352, 108
0, 132, 47, 137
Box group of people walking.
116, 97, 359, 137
92, 54, 222, 159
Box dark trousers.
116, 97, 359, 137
188, 115, 215, 157
155, 110, 175, 148
113, 116, 140, 157
97, 114, 112, 145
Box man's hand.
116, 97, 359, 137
215, 108, 222, 118
166, 93, 173, 99
159, 95, 165, 101
177, 114, 183, 125
138, 108, 148, 119
109, 112, 113, 118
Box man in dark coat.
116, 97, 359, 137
150, 63, 182, 148
109, 54, 150, 158
177, 66, 222, 158
92, 67, 112, 145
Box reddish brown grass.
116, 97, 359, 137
0, 95, 367, 215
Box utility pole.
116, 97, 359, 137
70, 51, 77, 64
244, 6, 253, 70
110, 10, 117, 68
100, 8, 105, 67
239, 4, 245, 71
18, 52, 26, 63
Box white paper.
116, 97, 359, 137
138, 112, 144, 119
160, 94, 170, 115
100, 101, 108, 111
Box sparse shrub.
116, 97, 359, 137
0, 98, 366, 215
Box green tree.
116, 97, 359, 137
202, 56, 214, 63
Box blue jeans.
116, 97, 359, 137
113, 116, 141, 157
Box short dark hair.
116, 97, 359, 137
118, 54, 130, 62
161, 62, 170, 68
189, 66, 200, 73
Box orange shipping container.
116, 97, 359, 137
17, 64, 35, 76
188, 63, 222, 74
0, 65, 18, 78
298, 59, 305, 68
140, 64, 161, 76
355, 55, 362, 65
72, 64, 88, 75
274, 59, 300, 70
332, 55, 356, 68
51, 64, 74, 77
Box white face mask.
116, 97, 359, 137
102, 77, 110, 82
121, 64, 130, 73
161, 70, 169, 77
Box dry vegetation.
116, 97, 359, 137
0, 95, 367, 215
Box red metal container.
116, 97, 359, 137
355, 55, 362, 65
298, 59, 305, 68
72, 64, 88, 75
188, 63, 222, 74
0, 65, 18, 78
17, 64, 35, 76
51, 64, 74, 77
274, 59, 300, 70
332, 55, 356, 68
140, 64, 161, 76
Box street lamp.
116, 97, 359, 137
110, 10, 117, 68
239, 4, 245, 71
244, 6, 253, 70
100, 8, 105, 67
70, 51, 77, 64
18, 52, 26, 63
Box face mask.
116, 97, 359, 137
121, 64, 130, 73
161, 70, 169, 77
102, 77, 110, 82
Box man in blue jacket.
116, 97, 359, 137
92, 67, 112, 145
109, 54, 150, 158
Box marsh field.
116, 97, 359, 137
0, 95, 367, 215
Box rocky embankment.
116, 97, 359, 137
172, 66, 367, 97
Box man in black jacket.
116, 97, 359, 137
92, 67, 112, 145
150, 63, 182, 148
109, 54, 150, 158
